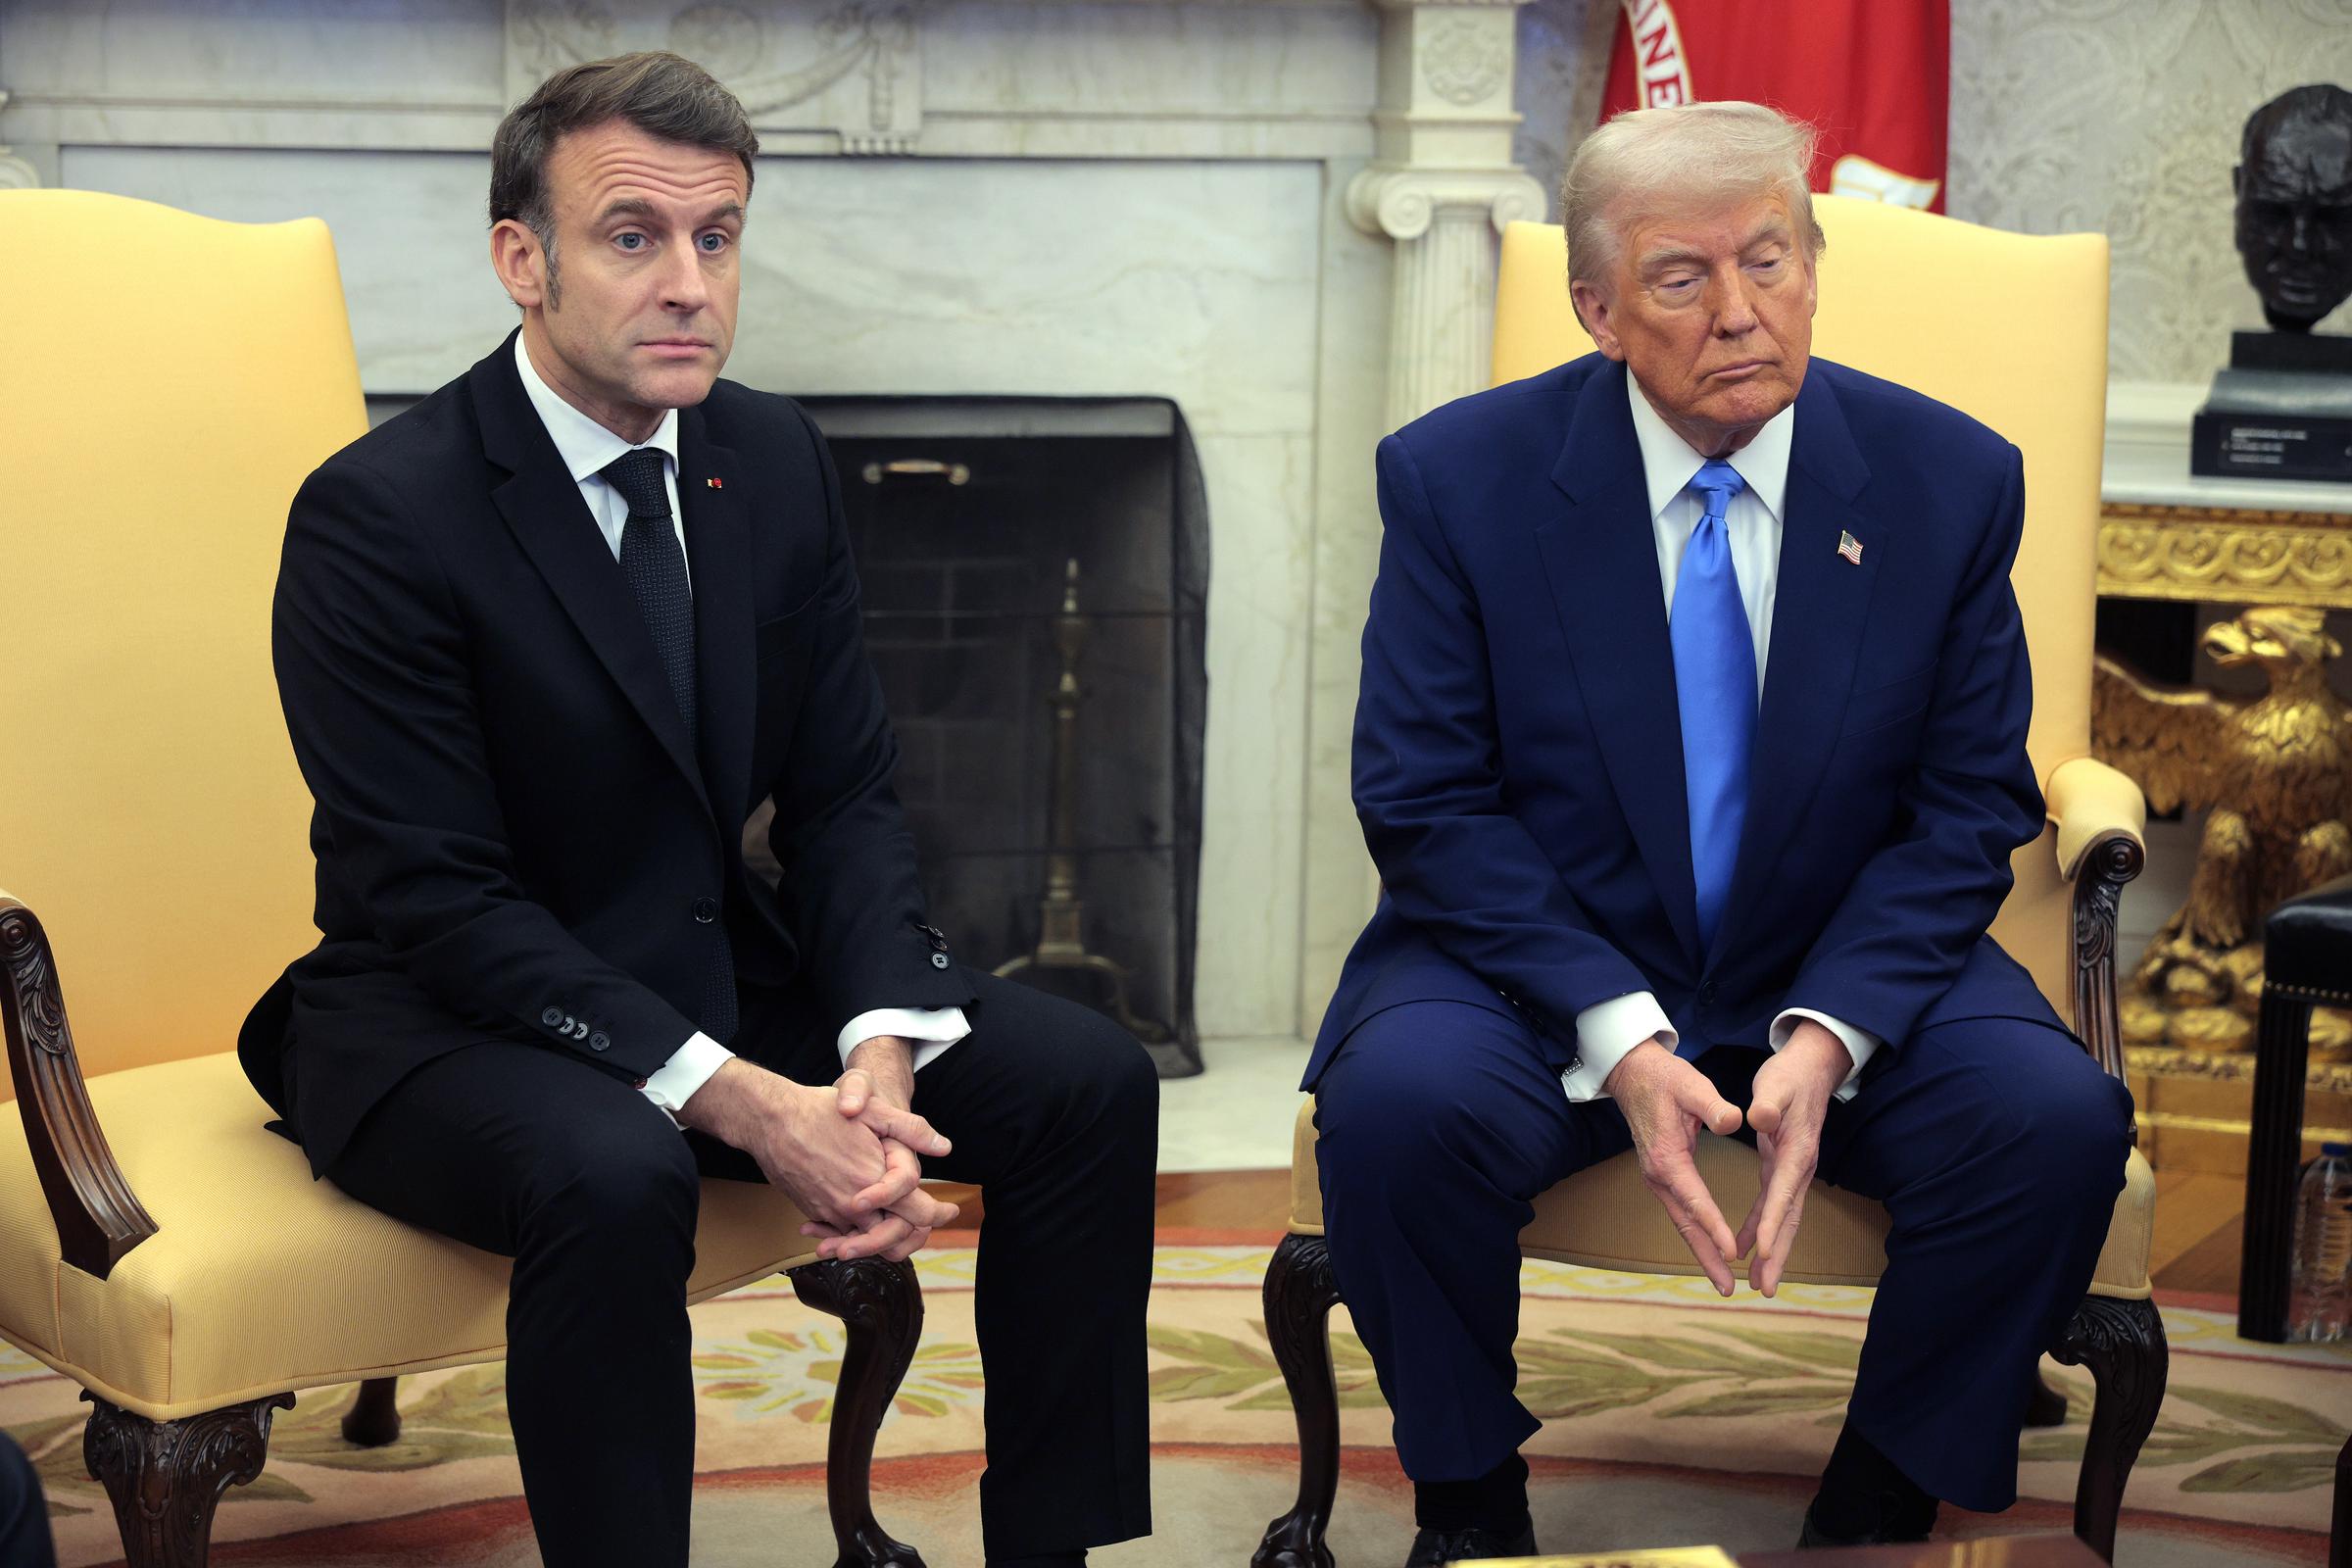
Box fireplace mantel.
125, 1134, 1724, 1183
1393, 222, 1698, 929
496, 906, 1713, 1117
0, 0, 1547, 1047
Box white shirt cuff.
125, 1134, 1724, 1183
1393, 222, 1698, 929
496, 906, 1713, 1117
838, 1006, 971, 1073
638, 1031, 734, 1127
1560, 991, 1678, 1102
1770, 1008, 1881, 1102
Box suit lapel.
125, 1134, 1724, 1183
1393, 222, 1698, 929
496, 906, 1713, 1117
1708, 368, 1882, 967
678, 409, 754, 831
470, 334, 713, 823
1535, 360, 1704, 964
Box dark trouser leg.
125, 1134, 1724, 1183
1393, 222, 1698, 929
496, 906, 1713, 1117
0, 1428, 56, 1568
1312, 1001, 1629, 1483
735, 972, 1159, 1560
326, 1041, 702, 1568
1819, 1016, 2134, 1513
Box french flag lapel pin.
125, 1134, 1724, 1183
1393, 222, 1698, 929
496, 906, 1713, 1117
1837, 530, 1863, 565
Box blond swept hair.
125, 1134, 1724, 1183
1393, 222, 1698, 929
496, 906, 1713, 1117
1560, 101, 1826, 291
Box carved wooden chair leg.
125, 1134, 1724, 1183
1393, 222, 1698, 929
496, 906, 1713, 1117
2025, 1370, 2070, 1428
340, 1377, 402, 1448
83, 1390, 293, 1568
2050, 1295, 2168, 1563
1253, 1233, 1344, 1568
790, 1257, 926, 1568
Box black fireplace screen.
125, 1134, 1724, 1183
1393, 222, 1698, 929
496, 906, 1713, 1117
803, 398, 1209, 1077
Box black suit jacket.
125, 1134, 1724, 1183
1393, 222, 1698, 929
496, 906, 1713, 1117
240, 331, 975, 1174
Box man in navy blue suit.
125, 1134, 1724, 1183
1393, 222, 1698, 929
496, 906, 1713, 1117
1308, 101, 2132, 1563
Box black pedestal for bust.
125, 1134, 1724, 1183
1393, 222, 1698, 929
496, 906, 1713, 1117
2192, 332, 2352, 481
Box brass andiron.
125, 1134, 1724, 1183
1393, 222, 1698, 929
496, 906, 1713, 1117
995, 559, 1174, 1052
2094, 605, 2352, 1055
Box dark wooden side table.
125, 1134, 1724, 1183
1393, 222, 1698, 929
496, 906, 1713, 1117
2239, 873, 2352, 1343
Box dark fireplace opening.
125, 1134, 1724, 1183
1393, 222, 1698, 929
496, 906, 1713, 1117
804, 398, 1209, 1078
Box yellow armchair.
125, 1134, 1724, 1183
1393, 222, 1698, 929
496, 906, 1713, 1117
1256, 198, 2161, 1565
0, 191, 916, 1568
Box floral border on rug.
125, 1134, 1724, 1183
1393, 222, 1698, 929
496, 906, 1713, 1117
5, 1244, 2348, 1558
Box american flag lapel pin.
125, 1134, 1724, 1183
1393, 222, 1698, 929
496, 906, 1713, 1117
707, 476, 724, 490
1837, 530, 1864, 565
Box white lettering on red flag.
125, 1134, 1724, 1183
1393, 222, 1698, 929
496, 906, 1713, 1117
1622, 0, 1693, 108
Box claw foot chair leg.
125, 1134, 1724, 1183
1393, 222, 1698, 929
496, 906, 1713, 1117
790, 1256, 926, 1568
2051, 1295, 2168, 1563
340, 1377, 402, 1447
1253, 1233, 1344, 1568
83, 1391, 294, 1568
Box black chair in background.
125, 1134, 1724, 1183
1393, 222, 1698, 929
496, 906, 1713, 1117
2241, 873, 2352, 1345
2231, 876, 2352, 1567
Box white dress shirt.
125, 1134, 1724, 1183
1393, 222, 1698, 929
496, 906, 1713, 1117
512, 335, 970, 1121
1555, 370, 1881, 1105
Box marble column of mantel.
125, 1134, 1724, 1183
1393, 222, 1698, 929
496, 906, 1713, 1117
1347, 0, 1545, 431
0, 92, 39, 189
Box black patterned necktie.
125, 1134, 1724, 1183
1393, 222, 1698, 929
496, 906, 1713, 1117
600, 449, 699, 747
597, 447, 737, 1043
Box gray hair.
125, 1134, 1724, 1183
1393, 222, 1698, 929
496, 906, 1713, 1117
1560, 101, 1826, 292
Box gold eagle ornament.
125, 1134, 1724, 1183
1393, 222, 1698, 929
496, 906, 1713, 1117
2092, 606, 2352, 1052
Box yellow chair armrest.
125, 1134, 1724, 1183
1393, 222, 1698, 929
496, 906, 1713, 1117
2047, 756, 2146, 882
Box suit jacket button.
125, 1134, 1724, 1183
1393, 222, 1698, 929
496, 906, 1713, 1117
1698, 982, 1717, 1007
589, 1031, 611, 1053
692, 898, 718, 923
931, 952, 952, 969
541, 1006, 564, 1027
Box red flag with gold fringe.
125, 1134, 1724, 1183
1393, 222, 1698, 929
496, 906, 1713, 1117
1599, 0, 1949, 214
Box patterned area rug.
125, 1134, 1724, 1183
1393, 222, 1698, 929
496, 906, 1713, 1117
4, 1240, 2342, 1566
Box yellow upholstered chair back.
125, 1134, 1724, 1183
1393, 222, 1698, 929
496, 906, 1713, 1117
0, 191, 365, 1078
1491, 198, 2110, 1020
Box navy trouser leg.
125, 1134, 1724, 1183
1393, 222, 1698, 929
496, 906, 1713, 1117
1313, 1001, 1630, 1482
1818, 1015, 2133, 1512
0, 1429, 57, 1568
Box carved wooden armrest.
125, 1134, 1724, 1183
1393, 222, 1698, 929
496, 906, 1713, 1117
2044, 757, 2149, 1087
0, 896, 158, 1277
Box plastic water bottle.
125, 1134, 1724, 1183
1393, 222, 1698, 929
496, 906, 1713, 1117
2290, 1143, 2352, 1343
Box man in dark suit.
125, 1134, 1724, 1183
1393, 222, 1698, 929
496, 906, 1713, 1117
237, 52, 1154, 1568
1308, 102, 2132, 1563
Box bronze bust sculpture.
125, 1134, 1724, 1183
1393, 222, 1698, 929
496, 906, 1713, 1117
2235, 84, 2352, 333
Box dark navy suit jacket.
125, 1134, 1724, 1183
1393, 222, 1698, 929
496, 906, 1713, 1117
1306, 353, 2059, 1090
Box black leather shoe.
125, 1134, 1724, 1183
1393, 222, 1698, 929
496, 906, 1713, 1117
1404, 1521, 1539, 1565
1794, 1499, 1936, 1548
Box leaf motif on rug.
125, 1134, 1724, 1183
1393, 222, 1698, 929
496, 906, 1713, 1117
2021, 1370, 2348, 1494
18, 1412, 99, 1519
1148, 1321, 1388, 1409
693, 1325, 984, 1421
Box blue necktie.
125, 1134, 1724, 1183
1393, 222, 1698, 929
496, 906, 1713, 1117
1670, 458, 1755, 958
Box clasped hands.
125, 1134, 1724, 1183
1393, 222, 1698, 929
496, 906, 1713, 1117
1601, 1020, 1853, 1298
678, 1035, 956, 1264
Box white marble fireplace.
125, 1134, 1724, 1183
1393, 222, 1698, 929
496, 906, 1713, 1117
0, 0, 1547, 1048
